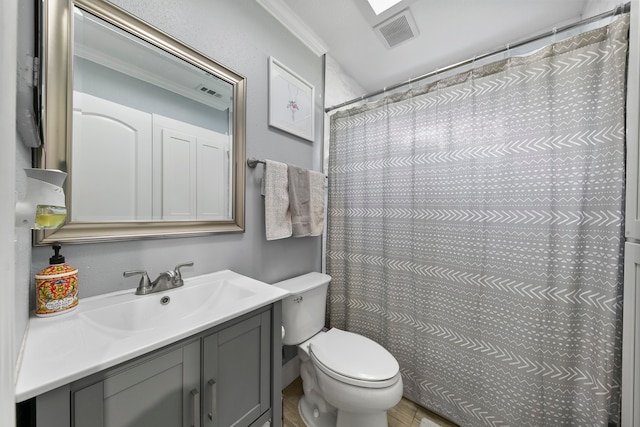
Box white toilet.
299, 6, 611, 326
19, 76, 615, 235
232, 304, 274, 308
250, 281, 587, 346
273, 272, 403, 427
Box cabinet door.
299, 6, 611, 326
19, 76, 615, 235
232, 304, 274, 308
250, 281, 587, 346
196, 136, 227, 220
203, 312, 271, 427
73, 342, 200, 427
152, 113, 230, 221
159, 128, 198, 219
623, 243, 640, 426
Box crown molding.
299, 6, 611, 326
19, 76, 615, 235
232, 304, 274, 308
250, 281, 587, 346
256, 0, 328, 56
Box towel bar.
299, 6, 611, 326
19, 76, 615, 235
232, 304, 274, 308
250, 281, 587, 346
247, 158, 265, 168
246, 157, 328, 179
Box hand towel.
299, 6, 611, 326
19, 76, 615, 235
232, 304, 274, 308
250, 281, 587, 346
264, 160, 292, 240
287, 165, 311, 237
309, 170, 325, 236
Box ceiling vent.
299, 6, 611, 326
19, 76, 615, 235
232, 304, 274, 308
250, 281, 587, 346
196, 84, 223, 98
374, 8, 419, 49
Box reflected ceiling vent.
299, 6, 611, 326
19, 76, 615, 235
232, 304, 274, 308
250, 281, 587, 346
196, 84, 223, 98
374, 8, 419, 49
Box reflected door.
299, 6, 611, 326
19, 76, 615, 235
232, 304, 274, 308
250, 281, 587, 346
72, 92, 153, 222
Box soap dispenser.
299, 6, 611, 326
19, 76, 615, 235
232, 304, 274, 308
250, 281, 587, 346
35, 244, 78, 317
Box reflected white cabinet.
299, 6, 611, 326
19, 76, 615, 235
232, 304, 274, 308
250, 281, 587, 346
153, 114, 229, 220
71, 92, 230, 222
158, 127, 198, 220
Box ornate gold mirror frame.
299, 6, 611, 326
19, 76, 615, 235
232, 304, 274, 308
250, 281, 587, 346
35, 0, 246, 244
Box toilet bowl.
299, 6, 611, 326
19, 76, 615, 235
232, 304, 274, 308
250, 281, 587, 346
299, 328, 403, 427
273, 273, 403, 427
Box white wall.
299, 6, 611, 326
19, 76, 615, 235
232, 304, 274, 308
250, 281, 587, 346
582, 0, 621, 17
323, 53, 365, 175
325, 54, 365, 110
14, 0, 325, 396
1, 0, 17, 423
14, 0, 40, 376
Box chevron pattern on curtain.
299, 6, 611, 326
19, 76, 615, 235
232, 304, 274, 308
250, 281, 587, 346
327, 15, 629, 427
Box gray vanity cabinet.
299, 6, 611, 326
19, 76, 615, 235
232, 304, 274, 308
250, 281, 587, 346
202, 311, 271, 427
33, 304, 282, 427
73, 341, 201, 427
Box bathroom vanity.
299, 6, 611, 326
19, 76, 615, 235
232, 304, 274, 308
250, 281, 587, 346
16, 270, 288, 427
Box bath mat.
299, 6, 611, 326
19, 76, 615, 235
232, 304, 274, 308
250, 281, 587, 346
420, 418, 442, 427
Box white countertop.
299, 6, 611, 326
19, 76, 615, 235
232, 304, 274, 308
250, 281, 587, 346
15, 270, 289, 402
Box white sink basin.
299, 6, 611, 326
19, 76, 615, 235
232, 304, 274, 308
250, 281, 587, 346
15, 270, 290, 402
80, 276, 256, 333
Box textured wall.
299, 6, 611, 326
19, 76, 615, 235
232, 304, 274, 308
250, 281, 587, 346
324, 55, 365, 110
18, 0, 324, 338
15, 0, 37, 366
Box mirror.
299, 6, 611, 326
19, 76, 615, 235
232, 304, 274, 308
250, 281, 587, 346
35, 0, 246, 244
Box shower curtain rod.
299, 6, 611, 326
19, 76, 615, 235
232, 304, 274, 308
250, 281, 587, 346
325, 2, 631, 113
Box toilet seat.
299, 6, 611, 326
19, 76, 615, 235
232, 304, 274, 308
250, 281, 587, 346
308, 329, 400, 389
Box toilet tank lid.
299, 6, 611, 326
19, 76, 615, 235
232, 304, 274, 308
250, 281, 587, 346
271, 272, 331, 294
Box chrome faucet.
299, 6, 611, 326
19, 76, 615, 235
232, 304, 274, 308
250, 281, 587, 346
123, 262, 194, 295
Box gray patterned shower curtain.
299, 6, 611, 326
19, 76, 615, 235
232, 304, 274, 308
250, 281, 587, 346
327, 15, 629, 427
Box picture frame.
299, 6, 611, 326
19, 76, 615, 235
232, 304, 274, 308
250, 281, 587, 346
268, 57, 315, 142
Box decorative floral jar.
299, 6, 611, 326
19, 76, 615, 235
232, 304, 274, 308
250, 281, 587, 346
35, 245, 78, 317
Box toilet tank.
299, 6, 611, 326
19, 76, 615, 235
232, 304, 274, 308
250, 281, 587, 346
272, 272, 331, 345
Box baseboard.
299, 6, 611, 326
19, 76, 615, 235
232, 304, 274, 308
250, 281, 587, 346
282, 355, 300, 389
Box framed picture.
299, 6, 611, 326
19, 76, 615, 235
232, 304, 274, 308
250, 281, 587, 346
268, 57, 315, 142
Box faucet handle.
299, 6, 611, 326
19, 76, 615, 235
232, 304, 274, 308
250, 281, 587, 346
123, 270, 152, 295
173, 262, 194, 286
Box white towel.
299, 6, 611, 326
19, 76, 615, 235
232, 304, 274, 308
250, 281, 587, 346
288, 165, 311, 237
264, 160, 292, 240
309, 170, 325, 236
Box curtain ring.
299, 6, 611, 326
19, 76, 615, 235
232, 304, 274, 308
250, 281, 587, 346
470, 55, 477, 78
505, 44, 511, 69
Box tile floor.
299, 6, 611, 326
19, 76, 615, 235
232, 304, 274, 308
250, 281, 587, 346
282, 377, 458, 427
